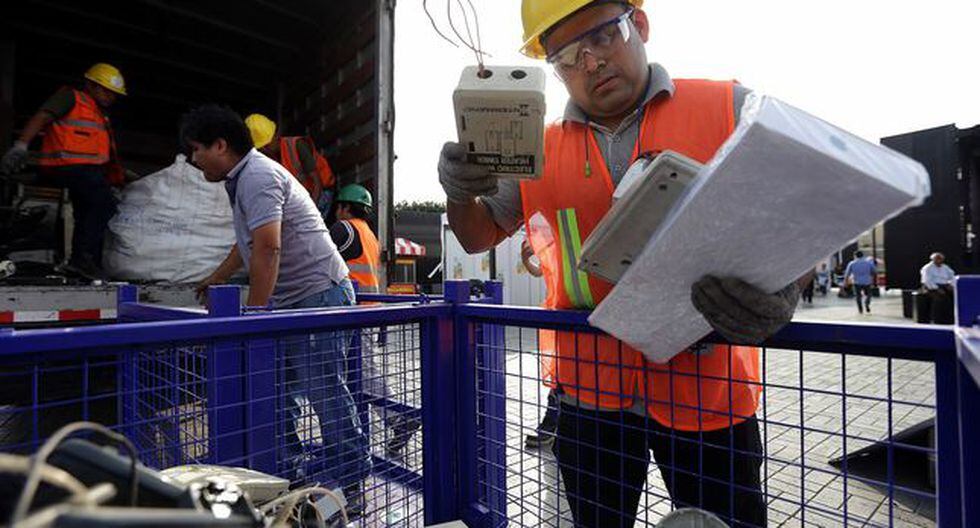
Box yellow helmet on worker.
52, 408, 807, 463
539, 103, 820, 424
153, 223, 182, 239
520, 0, 643, 59
84, 63, 127, 96
244, 113, 277, 150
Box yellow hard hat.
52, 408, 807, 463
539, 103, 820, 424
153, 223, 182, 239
84, 63, 127, 95
520, 0, 643, 59
245, 113, 277, 149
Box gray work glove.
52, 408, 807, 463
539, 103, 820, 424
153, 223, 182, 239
438, 141, 497, 204
691, 275, 800, 345
1, 141, 29, 174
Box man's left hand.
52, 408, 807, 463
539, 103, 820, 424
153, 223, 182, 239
691, 276, 800, 345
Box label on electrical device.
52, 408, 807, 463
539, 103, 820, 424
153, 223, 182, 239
454, 65, 546, 179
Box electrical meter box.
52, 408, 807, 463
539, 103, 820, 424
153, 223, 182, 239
579, 151, 702, 283
453, 65, 546, 179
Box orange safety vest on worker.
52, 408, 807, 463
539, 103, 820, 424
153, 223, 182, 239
344, 217, 382, 294
38, 88, 113, 167
521, 79, 761, 432
279, 136, 335, 197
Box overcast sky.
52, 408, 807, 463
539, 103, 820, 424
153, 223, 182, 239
392, 0, 979, 203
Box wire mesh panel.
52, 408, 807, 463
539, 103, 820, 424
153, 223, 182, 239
0, 302, 432, 527
470, 321, 942, 528
0, 351, 122, 454
124, 343, 210, 468
273, 321, 425, 527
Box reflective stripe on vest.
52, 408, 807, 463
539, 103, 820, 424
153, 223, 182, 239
39, 88, 112, 167
555, 208, 595, 309
57, 118, 108, 130
345, 218, 382, 296
35, 151, 105, 160
520, 79, 760, 432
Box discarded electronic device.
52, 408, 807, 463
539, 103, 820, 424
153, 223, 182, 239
453, 65, 546, 179
589, 94, 931, 363
580, 151, 702, 283
159, 465, 290, 505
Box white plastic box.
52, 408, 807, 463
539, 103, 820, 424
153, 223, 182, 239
453, 65, 546, 179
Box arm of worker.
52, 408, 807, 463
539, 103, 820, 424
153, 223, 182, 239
521, 238, 543, 277
246, 221, 282, 307
195, 244, 244, 303
296, 140, 323, 202
942, 265, 956, 284
1, 88, 74, 173
329, 221, 361, 261
439, 142, 510, 253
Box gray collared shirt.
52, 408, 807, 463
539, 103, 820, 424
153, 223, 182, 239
481, 63, 749, 234
224, 148, 348, 308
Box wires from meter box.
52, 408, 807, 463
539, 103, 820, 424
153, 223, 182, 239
7, 421, 139, 526
423, 0, 491, 71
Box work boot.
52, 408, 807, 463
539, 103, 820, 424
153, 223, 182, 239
525, 408, 558, 449
385, 415, 421, 459
61, 254, 106, 281
341, 481, 367, 520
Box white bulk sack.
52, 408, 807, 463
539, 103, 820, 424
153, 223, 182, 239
104, 155, 234, 283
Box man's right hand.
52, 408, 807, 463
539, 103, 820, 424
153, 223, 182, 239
195, 275, 221, 305
438, 142, 497, 204
1, 142, 29, 174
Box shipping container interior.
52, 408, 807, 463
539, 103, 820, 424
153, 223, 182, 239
1, 0, 384, 264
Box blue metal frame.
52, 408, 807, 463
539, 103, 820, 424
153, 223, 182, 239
0, 278, 977, 527
954, 277, 980, 527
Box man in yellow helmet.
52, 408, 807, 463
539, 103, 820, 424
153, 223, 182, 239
244, 113, 336, 217
1, 63, 128, 280
438, 1, 807, 526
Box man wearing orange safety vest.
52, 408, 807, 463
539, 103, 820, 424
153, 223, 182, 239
330, 184, 422, 457
1, 63, 129, 280
245, 113, 336, 216
330, 184, 382, 294
438, 1, 807, 526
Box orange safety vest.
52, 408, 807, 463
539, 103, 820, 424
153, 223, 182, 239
521, 79, 761, 432
39, 88, 113, 167
279, 136, 335, 197
344, 218, 382, 294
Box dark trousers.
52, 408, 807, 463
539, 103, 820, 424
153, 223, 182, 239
854, 284, 872, 312
43, 164, 117, 266
801, 280, 814, 303
553, 403, 766, 528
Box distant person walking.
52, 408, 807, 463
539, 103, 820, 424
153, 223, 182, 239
815, 263, 830, 295
801, 273, 814, 304
844, 251, 877, 314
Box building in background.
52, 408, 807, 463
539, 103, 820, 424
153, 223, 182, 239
441, 214, 547, 306
882, 125, 979, 289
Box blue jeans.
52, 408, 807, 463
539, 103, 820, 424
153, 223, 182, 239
280, 278, 371, 486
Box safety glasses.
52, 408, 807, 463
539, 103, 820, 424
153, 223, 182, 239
546, 8, 634, 76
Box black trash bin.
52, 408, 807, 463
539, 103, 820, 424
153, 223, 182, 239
912, 291, 932, 324
902, 290, 914, 319
930, 290, 955, 324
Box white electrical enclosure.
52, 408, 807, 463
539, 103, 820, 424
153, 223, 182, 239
453, 65, 546, 179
